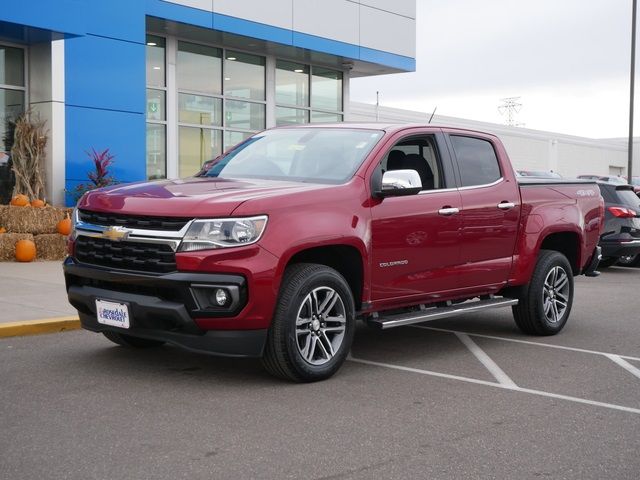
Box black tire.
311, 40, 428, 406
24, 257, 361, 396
512, 250, 574, 336
597, 257, 618, 269
616, 254, 640, 267
261, 263, 355, 382
102, 331, 165, 348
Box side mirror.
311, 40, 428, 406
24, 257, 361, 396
372, 169, 422, 198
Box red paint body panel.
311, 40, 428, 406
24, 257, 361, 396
73, 124, 603, 332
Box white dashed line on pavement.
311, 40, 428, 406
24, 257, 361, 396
348, 356, 640, 415
454, 332, 518, 388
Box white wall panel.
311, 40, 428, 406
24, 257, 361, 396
359, 0, 415, 19
166, 0, 212, 12
214, 0, 293, 30
359, 5, 415, 57
293, 0, 359, 45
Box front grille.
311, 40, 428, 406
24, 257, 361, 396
74, 236, 176, 273
78, 210, 190, 231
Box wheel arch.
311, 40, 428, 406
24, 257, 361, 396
280, 242, 366, 311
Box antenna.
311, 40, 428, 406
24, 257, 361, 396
498, 97, 524, 126
428, 106, 437, 124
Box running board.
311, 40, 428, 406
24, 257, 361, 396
367, 297, 519, 330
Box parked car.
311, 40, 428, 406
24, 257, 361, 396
630, 176, 640, 195
596, 182, 640, 267
64, 124, 604, 382
517, 170, 562, 178
578, 174, 628, 185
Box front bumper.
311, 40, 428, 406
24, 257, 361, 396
64, 257, 267, 357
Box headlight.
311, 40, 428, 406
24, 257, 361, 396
179, 216, 268, 252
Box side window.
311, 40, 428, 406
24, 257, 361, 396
381, 136, 444, 190
450, 135, 501, 187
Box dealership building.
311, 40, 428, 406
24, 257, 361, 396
0, 0, 416, 205
1, 1, 638, 207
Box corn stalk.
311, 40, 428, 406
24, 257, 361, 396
10, 110, 48, 200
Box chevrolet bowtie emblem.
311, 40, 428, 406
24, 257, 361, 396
102, 226, 130, 241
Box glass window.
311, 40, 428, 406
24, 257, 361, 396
146, 89, 165, 121
0, 46, 24, 87
224, 51, 265, 100
207, 128, 383, 184
276, 107, 309, 126
178, 42, 222, 94
311, 68, 342, 111
179, 126, 222, 178
146, 35, 165, 88
225, 99, 265, 130
450, 135, 502, 187
179, 93, 222, 126
146, 124, 166, 180
276, 61, 309, 107
224, 130, 253, 151
311, 111, 343, 123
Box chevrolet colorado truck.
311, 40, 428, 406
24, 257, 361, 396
64, 124, 603, 382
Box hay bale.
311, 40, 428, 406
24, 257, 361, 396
34, 233, 68, 260
0, 205, 8, 228
0, 233, 34, 261
5, 205, 66, 234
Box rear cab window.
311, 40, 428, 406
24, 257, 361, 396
450, 135, 502, 187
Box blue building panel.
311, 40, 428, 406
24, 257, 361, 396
359, 46, 416, 72
65, 34, 146, 114
65, 106, 146, 205
145, 0, 213, 29
292, 32, 360, 61
213, 13, 293, 46
0, 0, 86, 37
84, 0, 146, 44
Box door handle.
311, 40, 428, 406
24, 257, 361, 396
497, 202, 515, 210
438, 207, 460, 216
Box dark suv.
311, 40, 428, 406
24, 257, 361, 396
597, 182, 640, 267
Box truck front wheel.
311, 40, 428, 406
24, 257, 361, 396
262, 263, 355, 382
512, 250, 574, 336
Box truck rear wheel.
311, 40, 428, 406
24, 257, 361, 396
102, 331, 165, 348
262, 263, 355, 382
512, 250, 574, 336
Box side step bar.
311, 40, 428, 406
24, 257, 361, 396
367, 297, 519, 330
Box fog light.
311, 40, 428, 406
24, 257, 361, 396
214, 288, 228, 306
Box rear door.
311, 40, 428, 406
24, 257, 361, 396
446, 132, 520, 292
369, 129, 463, 307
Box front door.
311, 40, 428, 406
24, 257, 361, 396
370, 132, 463, 308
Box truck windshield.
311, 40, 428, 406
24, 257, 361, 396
204, 128, 383, 183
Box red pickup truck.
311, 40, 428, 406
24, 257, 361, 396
64, 124, 603, 382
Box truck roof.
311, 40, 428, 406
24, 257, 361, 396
277, 122, 494, 136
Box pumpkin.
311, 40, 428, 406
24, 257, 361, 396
31, 199, 46, 208
15, 239, 37, 262
10, 194, 29, 207
57, 214, 72, 236
0, 227, 6, 234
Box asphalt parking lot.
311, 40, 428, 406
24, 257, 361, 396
1, 267, 639, 479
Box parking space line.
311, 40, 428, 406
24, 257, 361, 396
605, 354, 640, 380
411, 326, 640, 362
348, 357, 640, 415
454, 332, 518, 387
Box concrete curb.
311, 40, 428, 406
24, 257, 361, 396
0, 316, 81, 338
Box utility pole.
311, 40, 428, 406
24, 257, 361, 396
628, 0, 637, 183
498, 97, 523, 127
375, 91, 380, 122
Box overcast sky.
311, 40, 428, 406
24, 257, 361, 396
350, 0, 635, 139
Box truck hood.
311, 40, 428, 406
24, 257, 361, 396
79, 176, 335, 217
